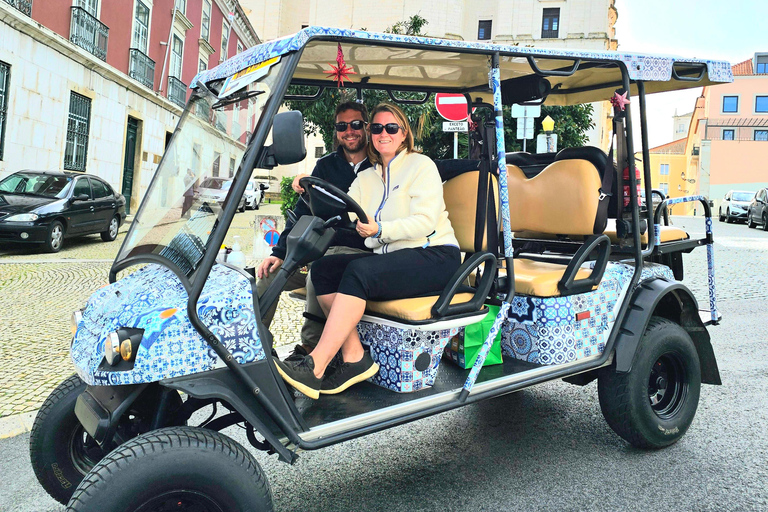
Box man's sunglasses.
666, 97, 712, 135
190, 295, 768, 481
334, 120, 367, 132
370, 123, 403, 135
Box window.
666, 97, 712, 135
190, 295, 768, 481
237, 42, 243, 55
199, 59, 207, 73
73, 177, 92, 199
757, 55, 768, 74
80, 0, 98, 17
723, 129, 735, 141
174, 0, 186, 14
676, 123, 685, 133
64, 92, 91, 172
660, 164, 670, 176
212, 152, 221, 177
722, 96, 738, 113
91, 178, 110, 199
755, 130, 768, 141
659, 183, 669, 195
0, 61, 9, 161
314, 147, 324, 158
756, 96, 768, 113
201, 0, 211, 41
221, 21, 229, 61
542, 8, 560, 38
478, 20, 492, 40
229, 157, 235, 178
132, 1, 150, 53
170, 35, 183, 79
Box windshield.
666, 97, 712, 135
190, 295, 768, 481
116, 57, 284, 277
0, 173, 72, 198
733, 192, 754, 202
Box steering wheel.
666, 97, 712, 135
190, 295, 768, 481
298, 176, 369, 228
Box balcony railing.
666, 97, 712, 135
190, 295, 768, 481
3, 0, 32, 16
129, 49, 155, 89
168, 76, 187, 108
70, 6, 108, 61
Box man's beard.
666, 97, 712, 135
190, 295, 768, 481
337, 134, 366, 154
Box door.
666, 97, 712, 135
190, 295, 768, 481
67, 177, 94, 234
90, 178, 116, 232
122, 117, 139, 214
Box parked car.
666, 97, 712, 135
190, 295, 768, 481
194, 177, 247, 212
244, 180, 269, 210
719, 190, 755, 223
0, 170, 126, 252
747, 187, 768, 230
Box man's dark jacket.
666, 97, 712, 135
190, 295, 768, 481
271, 146, 372, 260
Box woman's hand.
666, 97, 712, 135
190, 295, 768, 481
257, 256, 283, 279
292, 173, 310, 194
356, 217, 379, 238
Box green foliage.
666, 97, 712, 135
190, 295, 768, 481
386, 14, 429, 35
279, 176, 299, 219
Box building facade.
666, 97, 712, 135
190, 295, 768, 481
0, 0, 259, 213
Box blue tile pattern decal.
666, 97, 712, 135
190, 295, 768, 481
357, 322, 458, 393
192, 27, 733, 89
71, 264, 265, 386
500, 262, 674, 365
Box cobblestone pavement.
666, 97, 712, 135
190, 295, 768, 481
0, 213, 765, 421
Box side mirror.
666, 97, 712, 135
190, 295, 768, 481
258, 111, 306, 169
259, 183, 269, 191
71, 194, 89, 203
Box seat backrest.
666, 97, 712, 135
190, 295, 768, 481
442, 168, 499, 252
505, 152, 556, 178
506, 158, 603, 236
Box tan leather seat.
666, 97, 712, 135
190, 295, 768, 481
514, 219, 689, 245
500, 259, 593, 297
365, 293, 476, 322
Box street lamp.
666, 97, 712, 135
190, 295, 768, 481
542, 115, 555, 153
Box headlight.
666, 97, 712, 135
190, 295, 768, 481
70, 309, 84, 336
5, 213, 39, 222
105, 332, 122, 365
104, 328, 144, 366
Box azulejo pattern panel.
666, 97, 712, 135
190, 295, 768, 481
71, 264, 265, 386
358, 322, 458, 393
501, 262, 674, 365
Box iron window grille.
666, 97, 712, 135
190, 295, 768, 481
64, 92, 92, 172
168, 75, 187, 108
541, 8, 560, 38
0, 61, 9, 161
129, 48, 155, 89
477, 20, 492, 41
70, 6, 109, 61
3, 0, 32, 17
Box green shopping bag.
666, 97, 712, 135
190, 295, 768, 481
444, 305, 503, 369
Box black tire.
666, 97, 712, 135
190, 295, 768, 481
598, 317, 701, 449
726, 209, 733, 223
44, 220, 65, 253
763, 213, 768, 232
747, 213, 756, 229
67, 427, 273, 512
100, 215, 120, 242
29, 375, 105, 505
718, 209, 725, 222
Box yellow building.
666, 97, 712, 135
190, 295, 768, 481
637, 138, 694, 216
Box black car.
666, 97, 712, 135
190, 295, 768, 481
747, 187, 768, 231
0, 170, 127, 252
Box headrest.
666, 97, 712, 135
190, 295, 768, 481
554, 146, 609, 179
505, 152, 556, 178
435, 159, 481, 182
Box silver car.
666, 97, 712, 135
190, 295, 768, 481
719, 190, 754, 223
244, 181, 269, 210
195, 177, 247, 212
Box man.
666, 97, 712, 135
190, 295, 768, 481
256, 101, 372, 359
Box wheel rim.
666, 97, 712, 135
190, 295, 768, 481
68, 425, 104, 476
109, 218, 119, 238
50, 224, 63, 250
648, 353, 688, 419
135, 491, 226, 512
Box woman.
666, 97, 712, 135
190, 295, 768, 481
274, 103, 461, 399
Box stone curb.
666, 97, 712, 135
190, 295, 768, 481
0, 344, 294, 440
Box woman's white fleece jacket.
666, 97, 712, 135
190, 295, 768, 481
348, 151, 459, 254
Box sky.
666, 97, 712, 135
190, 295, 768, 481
613, 0, 767, 148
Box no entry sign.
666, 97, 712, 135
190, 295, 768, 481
435, 93, 469, 122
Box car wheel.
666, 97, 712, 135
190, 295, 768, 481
725, 209, 733, 223
598, 317, 701, 449
100, 215, 120, 242
44, 220, 65, 253
66, 427, 273, 512
718, 209, 725, 222
763, 213, 768, 232
747, 213, 756, 229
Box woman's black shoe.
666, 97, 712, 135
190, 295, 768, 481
320, 352, 379, 395
273, 355, 321, 399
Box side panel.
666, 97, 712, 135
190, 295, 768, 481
613, 278, 721, 385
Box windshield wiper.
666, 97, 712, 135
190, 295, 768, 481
211, 90, 265, 110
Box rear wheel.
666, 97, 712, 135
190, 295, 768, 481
100, 215, 120, 242
598, 317, 701, 449
44, 220, 64, 253
66, 427, 273, 512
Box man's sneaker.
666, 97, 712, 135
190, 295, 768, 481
273, 355, 321, 400
320, 352, 379, 395
284, 344, 309, 363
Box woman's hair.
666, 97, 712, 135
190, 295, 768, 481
367, 103, 415, 166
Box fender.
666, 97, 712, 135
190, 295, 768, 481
613, 278, 721, 385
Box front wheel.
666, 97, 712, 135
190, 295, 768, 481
100, 215, 120, 242
44, 220, 64, 253
67, 427, 273, 512
598, 317, 701, 449
763, 213, 768, 232
29, 375, 105, 505
718, 209, 725, 222
747, 213, 756, 229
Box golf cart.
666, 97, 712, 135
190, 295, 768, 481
30, 27, 729, 511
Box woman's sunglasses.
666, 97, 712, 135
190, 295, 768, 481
370, 123, 403, 135
334, 120, 367, 132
